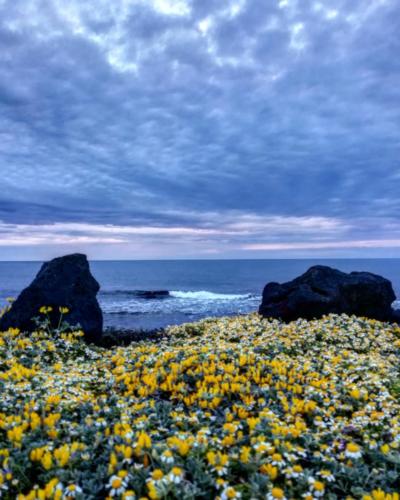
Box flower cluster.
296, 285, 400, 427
1, 311, 400, 499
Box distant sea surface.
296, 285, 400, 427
0, 259, 399, 331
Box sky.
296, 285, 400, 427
0, 0, 399, 260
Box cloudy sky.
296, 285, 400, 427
0, 0, 399, 260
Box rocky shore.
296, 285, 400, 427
98, 326, 166, 348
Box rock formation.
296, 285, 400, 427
259, 265, 397, 322
0, 253, 103, 342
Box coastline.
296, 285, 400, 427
2, 258, 400, 331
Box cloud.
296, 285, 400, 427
1, 214, 399, 253
244, 240, 400, 251
0, 0, 399, 258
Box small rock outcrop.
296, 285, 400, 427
135, 290, 169, 299
259, 265, 397, 322
0, 253, 103, 342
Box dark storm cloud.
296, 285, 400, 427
0, 0, 399, 257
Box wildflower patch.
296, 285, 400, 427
0, 314, 400, 499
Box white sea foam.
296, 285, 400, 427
169, 290, 252, 300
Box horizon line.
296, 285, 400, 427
0, 256, 400, 263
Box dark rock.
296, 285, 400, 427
259, 265, 397, 322
99, 327, 166, 348
135, 290, 170, 299
0, 253, 103, 342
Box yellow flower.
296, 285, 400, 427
310, 480, 325, 493
345, 442, 362, 459
152, 469, 164, 480
54, 444, 70, 467
44, 478, 61, 497
41, 451, 53, 470
7, 425, 24, 444
39, 306, 53, 314
260, 463, 278, 479
122, 492, 136, 500
363, 491, 400, 500
270, 487, 286, 499
137, 431, 152, 449
221, 486, 241, 499
380, 444, 390, 454
147, 480, 159, 500
239, 446, 251, 463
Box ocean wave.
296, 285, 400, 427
100, 291, 260, 315
100, 290, 168, 298
100, 289, 255, 301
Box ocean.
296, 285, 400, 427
0, 259, 399, 330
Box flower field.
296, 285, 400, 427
1, 313, 400, 499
